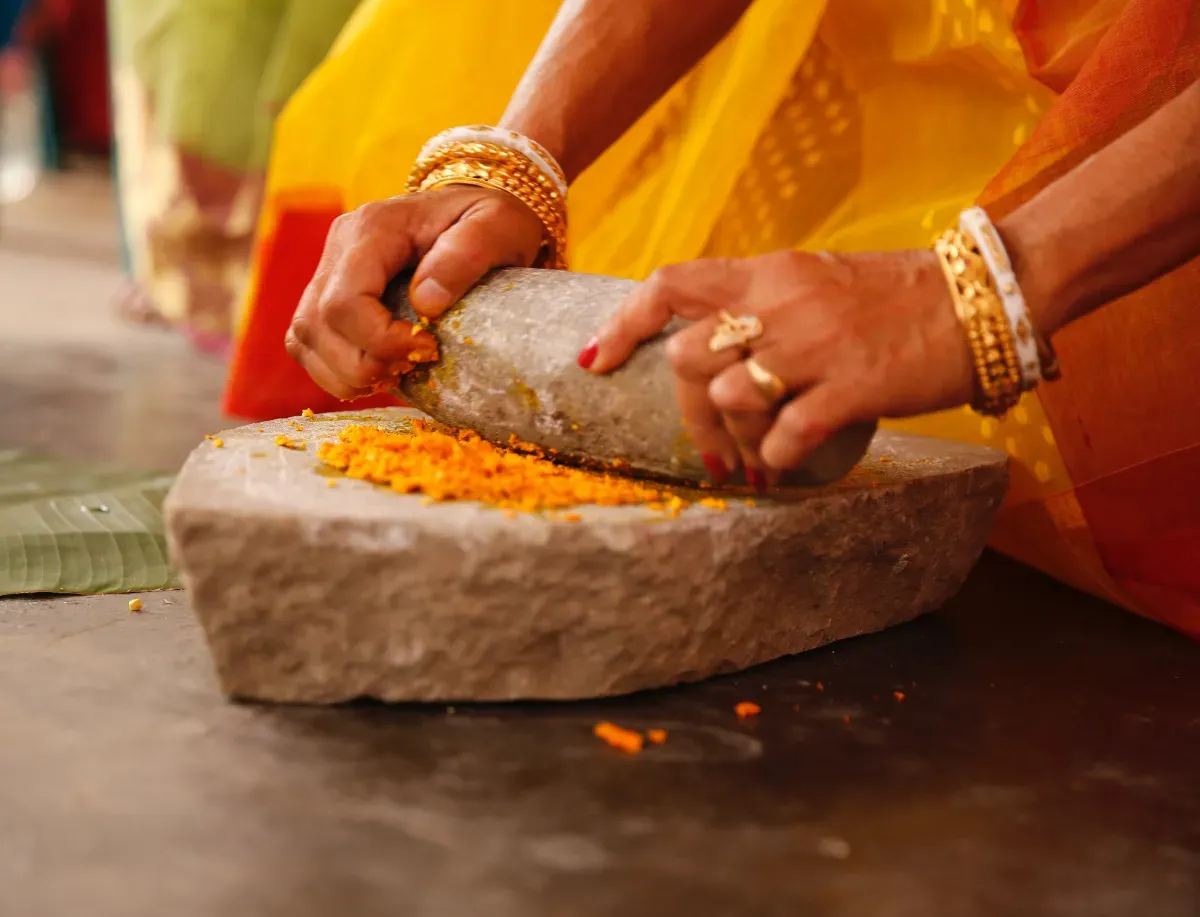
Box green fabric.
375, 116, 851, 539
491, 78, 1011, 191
108, 0, 360, 172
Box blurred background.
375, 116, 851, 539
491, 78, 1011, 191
1, 0, 357, 472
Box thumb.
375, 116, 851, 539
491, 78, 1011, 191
409, 201, 544, 318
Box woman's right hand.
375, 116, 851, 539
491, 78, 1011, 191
286, 185, 547, 400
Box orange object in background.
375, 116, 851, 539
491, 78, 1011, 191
980, 0, 1200, 639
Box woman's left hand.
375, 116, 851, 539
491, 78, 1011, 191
577, 249, 977, 486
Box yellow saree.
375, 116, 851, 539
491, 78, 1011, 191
224, 0, 1200, 637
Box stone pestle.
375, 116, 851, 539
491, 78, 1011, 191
382, 267, 877, 485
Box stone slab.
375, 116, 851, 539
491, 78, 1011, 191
385, 268, 878, 486
165, 409, 1007, 704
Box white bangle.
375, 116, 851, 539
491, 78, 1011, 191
958, 206, 1045, 389
417, 125, 569, 200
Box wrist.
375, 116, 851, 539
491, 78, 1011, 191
996, 206, 1084, 340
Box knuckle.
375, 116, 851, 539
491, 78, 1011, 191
355, 199, 390, 226
646, 263, 684, 297
437, 231, 490, 272
283, 329, 303, 358
343, 356, 380, 390
707, 375, 745, 412
288, 314, 312, 345
664, 333, 691, 372
778, 403, 816, 440
329, 211, 357, 237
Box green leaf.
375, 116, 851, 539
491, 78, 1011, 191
0, 451, 178, 595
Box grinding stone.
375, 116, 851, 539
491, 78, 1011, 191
165, 409, 1008, 704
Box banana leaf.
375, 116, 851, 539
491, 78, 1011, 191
0, 450, 177, 595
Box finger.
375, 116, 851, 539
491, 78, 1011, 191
709, 354, 821, 489
286, 333, 370, 402
288, 315, 400, 394
324, 288, 440, 363
586, 262, 741, 375
409, 202, 543, 318
664, 317, 745, 482
662, 315, 751, 383
325, 199, 420, 299
675, 376, 741, 484
718, 409, 775, 491
760, 383, 866, 472
707, 351, 812, 414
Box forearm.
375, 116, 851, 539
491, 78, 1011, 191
1001, 80, 1200, 337
499, 0, 751, 182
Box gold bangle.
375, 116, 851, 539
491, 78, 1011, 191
406, 139, 568, 269
934, 228, 1024, 416
411, 141, 565, 202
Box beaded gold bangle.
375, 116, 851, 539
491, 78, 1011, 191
406, 134, 569, 270
933, 228, 1024, 417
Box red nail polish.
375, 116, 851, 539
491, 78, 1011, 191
702, 454, 729, 484
746, 467, 767, 493
577, 338, 599, 369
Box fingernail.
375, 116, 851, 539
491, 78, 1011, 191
701, 454, 729, 484
411, 277, 452, 314
745, 467, 767, 494
577, 337, 599, 370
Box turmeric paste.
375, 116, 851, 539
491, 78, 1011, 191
316, 420, 726, 515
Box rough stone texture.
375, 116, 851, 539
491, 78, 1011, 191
164, 409, 1008, 704
384, 268, 877, 486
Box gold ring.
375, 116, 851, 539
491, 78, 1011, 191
708, 310, 764, 353
745, 357, 787, 404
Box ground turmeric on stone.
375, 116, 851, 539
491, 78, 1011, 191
315, 420, 719, 515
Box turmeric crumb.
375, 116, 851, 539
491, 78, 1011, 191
893, 691, 906, 702
698, 497, 728, 511
735, 701, 762, 718
646, 728, 668, 744
463, 336, 475, 345
316, 420, 693, 514
326, 479, 338, 488
563, 513, 582, 523
290, 421, 305, 431
593, 722, 644, 754
128, 598, 143, 613
408, 350, 436, 363
275, 434, 306, 451
210, 438, 224, 448
301, 408, 315, 418
745, 499, 757, 508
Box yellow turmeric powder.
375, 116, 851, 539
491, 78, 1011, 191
316, 420, 719, 514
